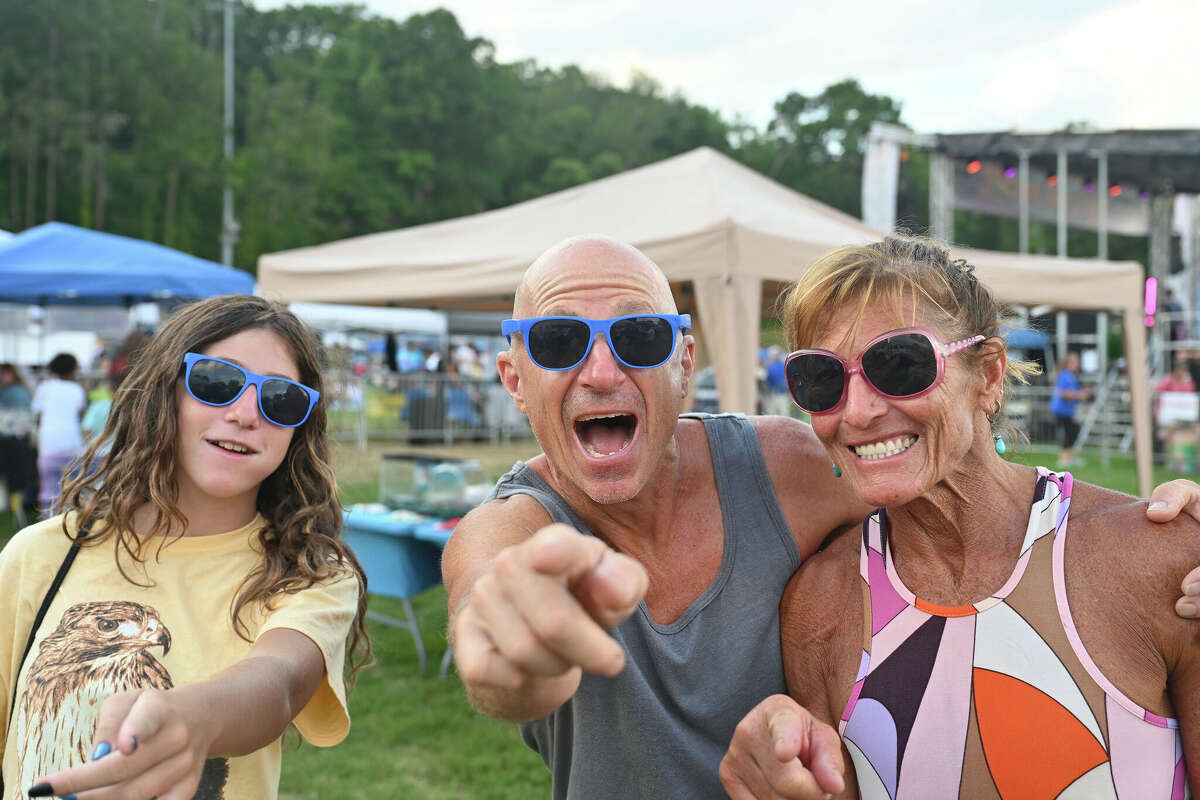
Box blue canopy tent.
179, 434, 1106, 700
1003, 326, 1052, 351
0, 222, 253, 305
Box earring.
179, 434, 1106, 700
832, 462, 842, 477
994, 434, 1007, 455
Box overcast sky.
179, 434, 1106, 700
260, 0, 1199, 133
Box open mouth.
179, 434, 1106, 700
207, 439, 257, 456
851, 435, 917, 461
574, 413, 638, 457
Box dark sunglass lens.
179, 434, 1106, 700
786, 354, 846, 412
862, 333, 938, 397
610, 317, 674, 367
527, 319, 591, 369
261, 380, 311, 426
188, 359, 246, 405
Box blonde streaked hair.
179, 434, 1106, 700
779, 234, 1040, 425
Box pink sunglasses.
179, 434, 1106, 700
785, 327, 984, 414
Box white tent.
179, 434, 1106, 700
258, 147, 1153, 494
289, 302, 446, 336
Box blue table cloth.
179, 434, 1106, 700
343, 506, 458, 674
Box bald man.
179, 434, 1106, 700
443, 235, 1200, 800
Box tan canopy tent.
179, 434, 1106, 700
258, 146, 1152, 495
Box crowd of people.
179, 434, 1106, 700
2, 235, 1200, 800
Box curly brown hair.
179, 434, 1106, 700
60, 294, 372, 689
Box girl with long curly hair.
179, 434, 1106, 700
0, 294, 371, 800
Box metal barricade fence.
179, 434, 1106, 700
323, 369, 531, 449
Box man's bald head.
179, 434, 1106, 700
513, 235, 676, 318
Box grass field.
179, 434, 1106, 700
0, 438, 1192, 797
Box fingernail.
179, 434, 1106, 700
1180, 602, 1198, 617
91, 740, 111, 760
61, 795, 78, 800
1149, 500, 1168, 511
27, 783, 53, 798
594, 555, 623, 582
1187, 582, 1200, 596
129, 735, 139, 752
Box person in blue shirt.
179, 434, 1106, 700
1050, 351, 1091, 466
0, 363, 32, 409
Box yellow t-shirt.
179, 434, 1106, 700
0, 512, 358, 800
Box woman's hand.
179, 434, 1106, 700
28, 685, 216, 800
719, 694, 846, 800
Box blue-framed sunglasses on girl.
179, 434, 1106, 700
501, 313, 691, 371
181, 352, 319, 428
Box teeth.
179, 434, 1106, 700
852, 436, 916, 460
577, 413, 633, 456
584, 439, 631, 457
214, 441, 250, 454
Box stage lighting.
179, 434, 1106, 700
1003, 166, 1017, 179
1084, 182, 1096, 192
1047, 175, 1058, 187
966, 159, 982, 174
1109, 185, 1122, 197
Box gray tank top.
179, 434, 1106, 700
488, 413, 803, 799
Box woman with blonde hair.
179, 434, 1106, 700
1, 294, 370, 800
723, 235, 1198, 798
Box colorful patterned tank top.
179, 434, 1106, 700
839, 468, 1190, 799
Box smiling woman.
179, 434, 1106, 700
755, 234, 1200, 798
0, 295, 371, 800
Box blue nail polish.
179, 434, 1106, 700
61, 794, 78, 800
91, 741, 111, 760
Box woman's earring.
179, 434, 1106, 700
832, 461, 842, 477
994, 434, 1007, 455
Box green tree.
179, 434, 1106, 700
736, 79, 904, 217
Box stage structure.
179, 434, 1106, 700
863, 125, 1200, 485
865, 124, 1200, 276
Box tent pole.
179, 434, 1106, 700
1056, 148, 1068, 257
220, 0, 240, 266
1123, 308, 1153, 497
1018, 150, 1030, 254
1096, 150, 1109, 260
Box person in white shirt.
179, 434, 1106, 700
31, 352, 86, 515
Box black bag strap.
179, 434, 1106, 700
18, 531, 86, 676
2, 520, 89, 784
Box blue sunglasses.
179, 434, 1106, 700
501, 314, 691, 371
181, 353, 319, 428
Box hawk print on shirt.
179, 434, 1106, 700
11, 601, 229, 800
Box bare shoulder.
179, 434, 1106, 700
781, 523, 861, 644
1062, 477, 1200, 715
1068, 478, 1200, 566
751, 414, 827, 478
1065, 477, 1200, 647
442, 494, 553, 588
750, 415, 871, 557
780, 521, 863, 710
